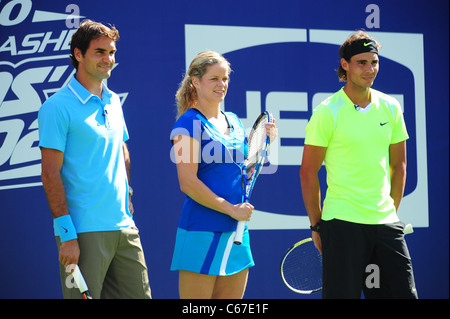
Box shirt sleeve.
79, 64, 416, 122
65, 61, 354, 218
123, 119, 129, 142
170, 112, 202, 143
390, 100, 409, 144
304, 104, 334, 147
38, 99, 69, 152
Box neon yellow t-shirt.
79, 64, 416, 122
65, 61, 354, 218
305, 88, 409, 224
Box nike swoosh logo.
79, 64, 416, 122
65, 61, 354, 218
380, 122, 388, 126
364, 42, 373, 46
61, 226, 68, 233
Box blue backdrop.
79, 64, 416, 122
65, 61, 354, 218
0, 0, 448, 299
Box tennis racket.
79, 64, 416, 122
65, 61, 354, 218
234, 111, 273, 245
280, 224, 415, 294
72, 265, 92, 299
280, 237, 322, 294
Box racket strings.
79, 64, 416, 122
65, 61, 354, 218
245, 116, 268, 178
282, 241, 322, 293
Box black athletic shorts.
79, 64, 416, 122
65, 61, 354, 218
320, 219, 418, 299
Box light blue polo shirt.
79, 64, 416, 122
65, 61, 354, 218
170, 108, 246, 232
38, 75, 135, 234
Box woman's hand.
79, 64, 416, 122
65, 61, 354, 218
265, 120, 277, 143
229, 202, 255, 221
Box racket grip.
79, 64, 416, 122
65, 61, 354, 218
73, 265, 89, 294
234, 221, 245, 245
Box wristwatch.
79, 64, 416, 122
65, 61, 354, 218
128, 186, 134, 197
310, 222, 321, 232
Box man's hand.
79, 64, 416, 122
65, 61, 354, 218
59, 239, 80, 273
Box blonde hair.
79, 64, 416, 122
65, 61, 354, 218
175, 51, 231, 118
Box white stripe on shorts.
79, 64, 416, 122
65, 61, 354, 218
219, 232, 235, 276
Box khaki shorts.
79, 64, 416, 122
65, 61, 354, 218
57, 227, 151, 299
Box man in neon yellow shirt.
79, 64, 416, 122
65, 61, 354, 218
300, 31, 417, 298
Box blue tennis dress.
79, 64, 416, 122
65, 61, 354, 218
170, 109, 255, 275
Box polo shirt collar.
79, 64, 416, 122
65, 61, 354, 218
339, 87, 375, 109
68, 74, 113, 104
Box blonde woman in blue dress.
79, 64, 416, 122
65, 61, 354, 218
170, 51, 276, 298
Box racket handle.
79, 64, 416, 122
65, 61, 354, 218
73, 265, 89, 294
234, 221, 245, 245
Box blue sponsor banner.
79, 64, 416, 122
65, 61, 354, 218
0, 0, 448, 298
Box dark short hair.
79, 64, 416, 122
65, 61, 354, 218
336, 30, 381, 81
69, 19, 120, 70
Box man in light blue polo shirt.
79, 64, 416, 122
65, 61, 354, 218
38, 19, 151, 299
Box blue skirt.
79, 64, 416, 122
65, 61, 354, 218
170, 228, 255, 276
